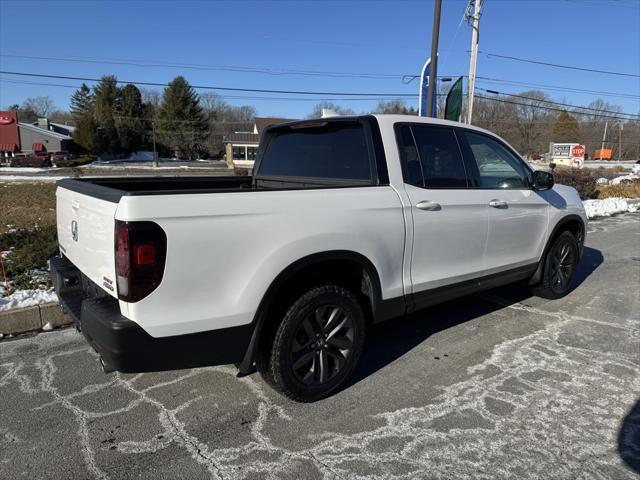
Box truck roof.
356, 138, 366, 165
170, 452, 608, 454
293, 113, 500, 138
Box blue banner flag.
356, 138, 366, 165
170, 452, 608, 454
418, 56, 438, 117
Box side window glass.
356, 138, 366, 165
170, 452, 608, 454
464, 132, 531, 189
410, 126, 467, 188
397, 126, 423, 186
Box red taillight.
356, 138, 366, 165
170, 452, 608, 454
134, 244, 156, 265
115, 220, 166, 302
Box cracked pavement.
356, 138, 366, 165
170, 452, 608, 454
1, 213, 639, 479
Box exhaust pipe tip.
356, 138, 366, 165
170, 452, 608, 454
99, 357, 115, 374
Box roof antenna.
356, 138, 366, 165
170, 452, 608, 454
321, 108, 340, 118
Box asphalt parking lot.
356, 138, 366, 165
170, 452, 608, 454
1, 213, 639, 480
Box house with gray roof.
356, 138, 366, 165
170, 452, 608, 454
222, 117, 295, 169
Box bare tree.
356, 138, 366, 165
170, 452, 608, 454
22, 96, 56, 118
472, 95, 518, 144
140, 89, 162, 109
512, 90, 554, 155
373, 99, 417, 115
576, 98, 625, 158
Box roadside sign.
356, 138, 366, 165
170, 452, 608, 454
572, 145, 585, 158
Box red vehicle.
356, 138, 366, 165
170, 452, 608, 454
51, 151, 72, 162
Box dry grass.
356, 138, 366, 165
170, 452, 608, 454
0, 182, 57, 234
596, 182, 640, 199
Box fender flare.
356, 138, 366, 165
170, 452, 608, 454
529, 214, 586, 285
236, 250, 386, 373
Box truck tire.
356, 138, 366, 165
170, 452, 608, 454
532, 231, 579, 299
261, 284, 365, 402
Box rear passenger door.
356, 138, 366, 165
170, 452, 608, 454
459, 130, 549, 270
396, 125, 489, 301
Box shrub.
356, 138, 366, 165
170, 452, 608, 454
596, 182, 640, 199
0, 226, 58, 290
552, 167, 597, 199
55, 155, 96, 168
233, 167, 251, 176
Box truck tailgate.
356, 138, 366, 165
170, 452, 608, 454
56, 186, 118, 298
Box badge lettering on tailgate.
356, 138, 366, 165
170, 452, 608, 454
71, 220, 78, 242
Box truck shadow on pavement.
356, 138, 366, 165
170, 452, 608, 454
619, 400, 640, 474
350, 246, 604, 386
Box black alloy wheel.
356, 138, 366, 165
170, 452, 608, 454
532, 231, 579, 299
260, 284, 365, 402
550, 238, 576, 294
289, 304, 355, 386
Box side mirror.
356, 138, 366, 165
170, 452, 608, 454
531, 170, 554, 191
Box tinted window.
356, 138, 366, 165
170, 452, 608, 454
398, 125, 467, 188
464, 132, 531, 189
258, 121, 371, 181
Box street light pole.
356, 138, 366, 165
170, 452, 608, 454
600, 120, 608, 160
425, 0, 442, 118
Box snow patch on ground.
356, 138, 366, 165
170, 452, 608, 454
582, 197, 638, 219
0, 289, 58, 312
80, 164, 224, 170
0, 175, 67, 182
0, 167, 55, 173
611, 173, 640, 185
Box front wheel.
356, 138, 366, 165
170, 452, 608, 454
532, 231, 579, 299
261, 285, 365, 402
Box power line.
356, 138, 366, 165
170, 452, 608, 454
0, 78, 435, 102
474, 94, 639, 121
482, 51, 640, 77
475, 76, 640, 100
563, 0, 640, 9
5, 52, 639, 101
0, 53, 408, 80
476, 88, 639, 118
0, 70, 419, 97
2, 70, 638, 119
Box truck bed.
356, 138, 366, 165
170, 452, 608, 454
57, 176, 254, 203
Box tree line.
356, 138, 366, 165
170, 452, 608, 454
69, 75, 206, 158
5, 81, 638, 160
471, 91, 640, 160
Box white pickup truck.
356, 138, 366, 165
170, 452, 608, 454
50, 115, 587, 401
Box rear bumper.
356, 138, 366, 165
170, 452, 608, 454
49, 256, 253, 373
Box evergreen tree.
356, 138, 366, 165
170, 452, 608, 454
552, 110, 580, 143
155, 76, 208, 159
93, 75, 121, 153
116, 84, 145, 153
73, 113, 100, 154
70, 83, 94, 120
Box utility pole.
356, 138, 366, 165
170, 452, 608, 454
425, 0, 442, 118
618, 122, 623, 161
600, 120, 608, 160
152, 120, 158, 168
465, 0, 482, 124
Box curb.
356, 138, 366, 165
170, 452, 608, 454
0, 302, 72, 335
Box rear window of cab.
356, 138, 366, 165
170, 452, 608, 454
257, 121, 372, 182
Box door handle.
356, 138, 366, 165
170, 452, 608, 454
488, 199, 508, 209
415, 200, 442, 211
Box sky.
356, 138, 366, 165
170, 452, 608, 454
0, 0, 639, 119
